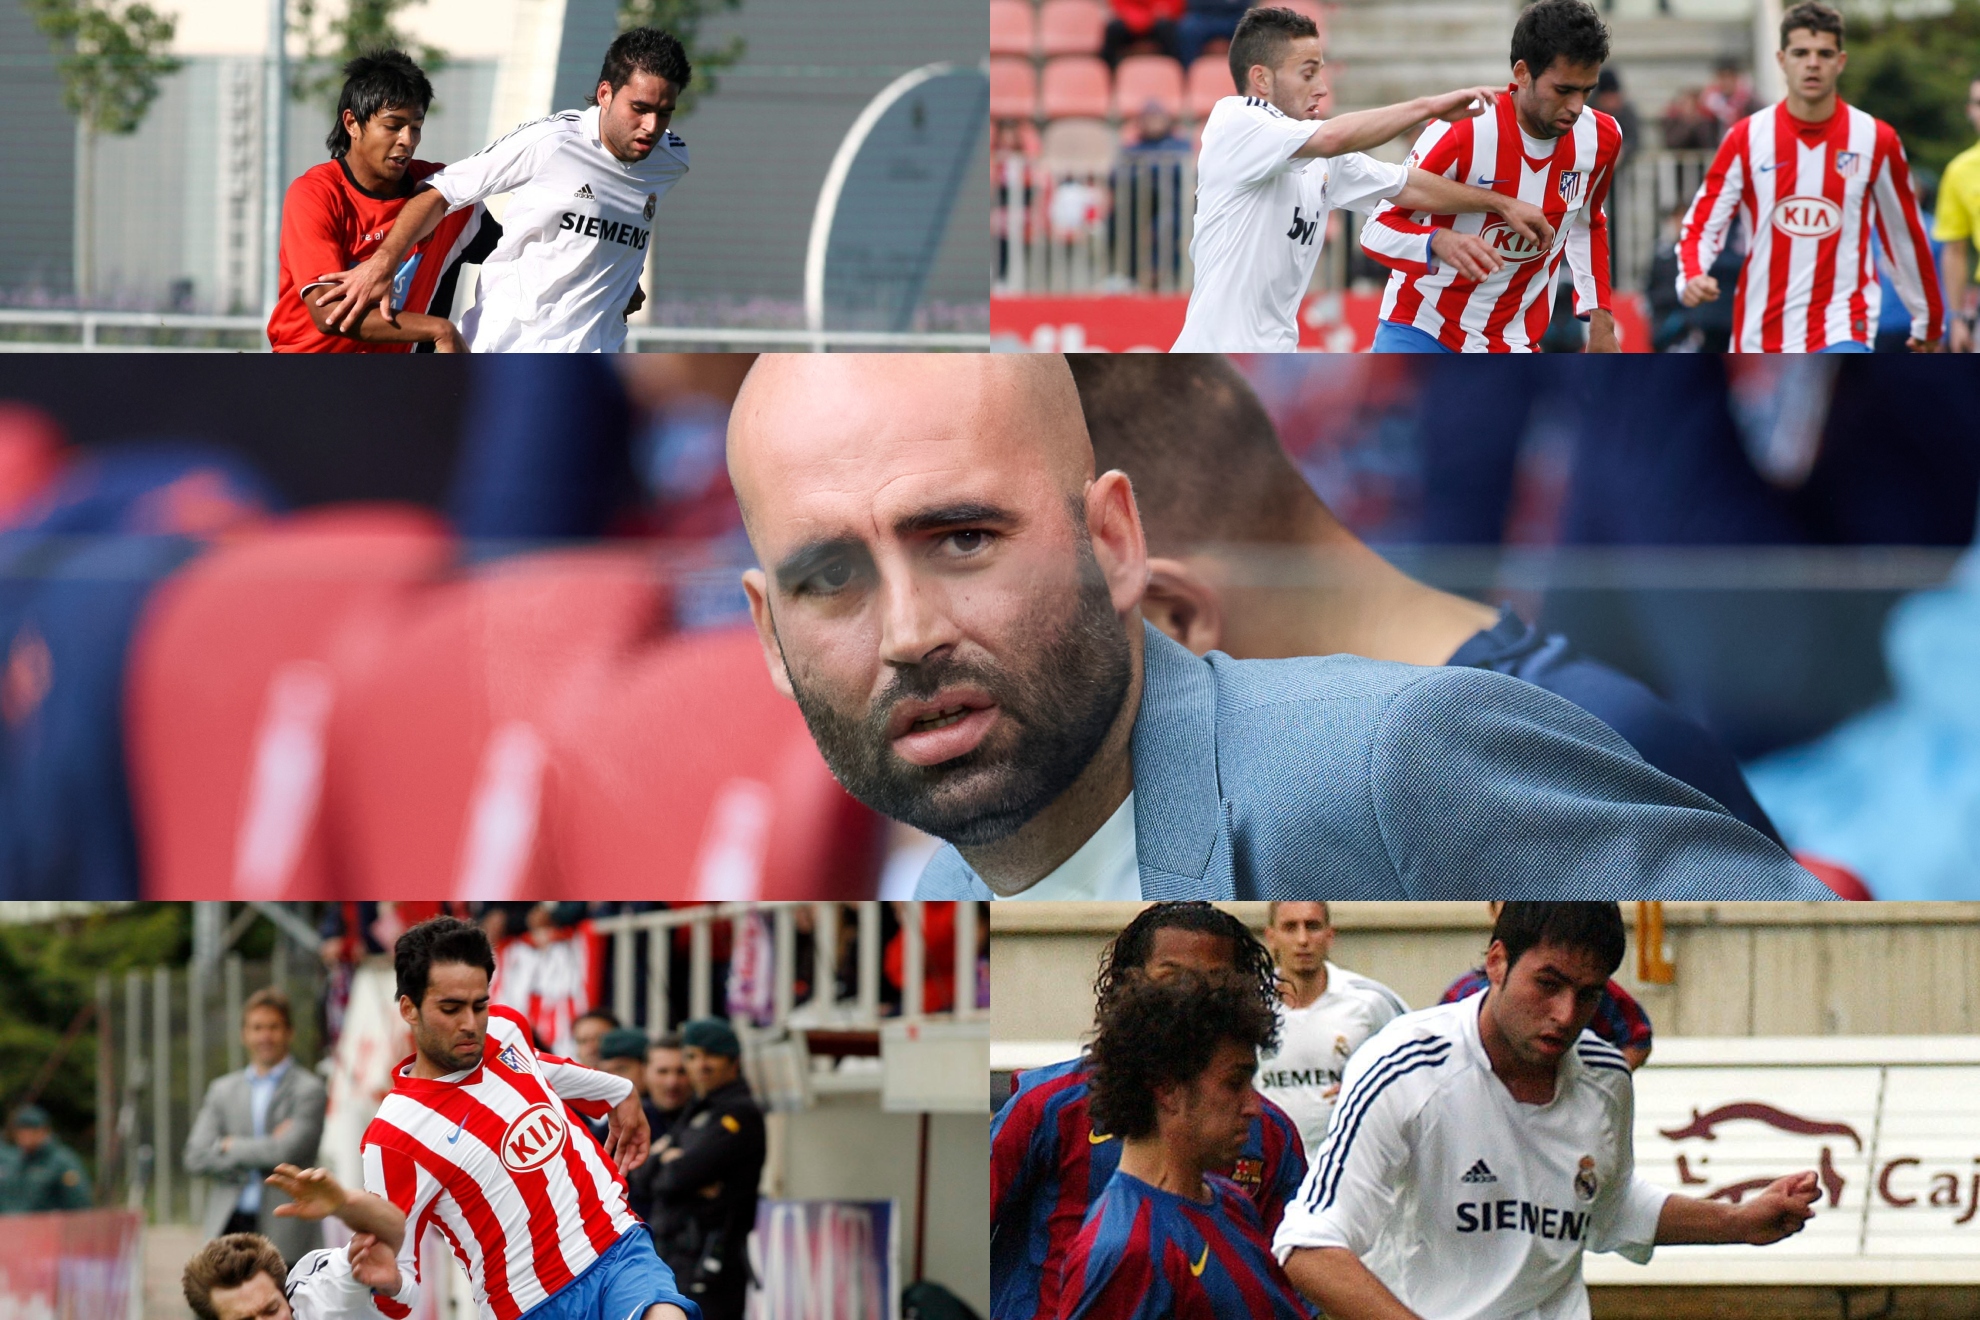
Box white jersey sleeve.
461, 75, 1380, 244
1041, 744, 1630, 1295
1321, 151, 1410, 217
427, 117, 574, 211
1581, 1049, 1667, 1262
536, 1056, 635, 1108
1204, 99, 1324, 189
284, 1248, 420, 1320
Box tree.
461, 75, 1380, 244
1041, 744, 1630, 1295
23, 0, 182, 303
620, 0, 745, 116
289, 0, 448, 112
1841, 0, 1980, 182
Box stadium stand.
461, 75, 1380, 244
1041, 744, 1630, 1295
1041, 56, 1114, 120
1114, 54, 1187, 119
1040, 0, 1111, 57
1040, 118, 1122, 173
1185, 53, 1234, 119
991, 57, 1041, 121
992, 0, 1038, 55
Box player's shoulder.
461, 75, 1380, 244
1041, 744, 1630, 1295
285, 1248, 341, 1291
1331, 964, 1410, 1017
286, 160, 349, 205
472, 110, 584, 158
1206, 95, 1288, 132
1573, 1031, 1633, 1078
487, 1003, 534, 1040
1354, 1000, 1470, 1074
1582, 106, 1626, 159
1001, 1056, 1090, 1123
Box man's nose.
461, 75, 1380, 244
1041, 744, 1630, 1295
877, 564, 961, 667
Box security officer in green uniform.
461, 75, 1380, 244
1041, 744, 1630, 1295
643, 1019, 765, 1320
2, 1106, 90, 1213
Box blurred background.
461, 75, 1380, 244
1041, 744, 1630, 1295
988, 0, 1980, 350
0, 0, 989, 349
0, 353, 1975, 901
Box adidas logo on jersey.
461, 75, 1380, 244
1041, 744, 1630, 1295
575, 183, 595, 199
1461, 1159, 1497, 1184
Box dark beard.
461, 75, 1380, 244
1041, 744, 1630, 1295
783, 548, 1132, 847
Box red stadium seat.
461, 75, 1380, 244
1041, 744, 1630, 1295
1041, 56, 1112, 120
1187, 54, 1235, 119
1114, 54, 1185, 118
1040, 117, 1119, 172
1038, 0, 1109, 57
548, 627, 885, 900
0, 403, 69, 526
327, 547, 671, 899
993, 117, 1044, 158
125, 505, 454, 900
990, 0, 1035, 56
991, 57, 1040, 121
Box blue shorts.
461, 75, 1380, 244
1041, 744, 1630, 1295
1370, 320, 1456, 353
522, 1227, 701, 1320
1817, 339, 1873, 353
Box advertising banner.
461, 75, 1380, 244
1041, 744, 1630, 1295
0, 1209, 141, 1320
751, 1200, 900, 1320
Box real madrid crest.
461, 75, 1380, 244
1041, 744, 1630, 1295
644, 193, 657, 221
1574, 1155, 1599, 1201
1333, 1034, 1350, 1058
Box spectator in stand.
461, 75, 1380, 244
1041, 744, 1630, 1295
1646, 199, 1740, 350
598, 1028, 669, 1219
1936, 74, 1980, 351
1660, 87, 1719, 149
646, 1019, 766, 1320
574, 1007, 621, 1068
1117, 102, 1191, 289
646, 1032, 694, 1136
0, 1106, 90, 1214
1594, 67, 1640, 161
1699, 58, 1757, 143
1176, 0, 1254, 67
1102, 0, 1184, 68
184, 989, 329, 1267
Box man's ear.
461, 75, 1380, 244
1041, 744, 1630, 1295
742, 569, 796, 701
398, 995, 417, 1030
1483, 940, 1508, 993
1511, 58, 1532, 92
1087, 470, 1150, 617
1143, 557, 1225, 656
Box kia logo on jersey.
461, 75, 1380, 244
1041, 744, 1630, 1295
1480, 218, 1545, 263
500, 1102, 567, 1173
1772, 196, 1843, 239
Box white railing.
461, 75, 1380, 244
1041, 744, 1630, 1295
1612, 148, 1715, 298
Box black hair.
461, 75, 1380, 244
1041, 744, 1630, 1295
1093, 902, 1280, 1024
1088, 969, 1279, 1140
595, 27, 693, 101
1491, 903, 1627, 979
1509, 0, 1610, 78
1778, 1, 1844, 49
1227, 7, 1321, 96
394, 916, 496, 1007
575, 1008, 622, 1029
327, 49, 432, 159
1068, 356, 1318, 556
652, 1031, 683, 1051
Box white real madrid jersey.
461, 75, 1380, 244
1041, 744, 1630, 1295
1172, 96, 1409, 352
1259, 962, 1409, 1156
1274, 995, 1669, 1320
427, 104, 688, 353
284, 1248, 419, 1320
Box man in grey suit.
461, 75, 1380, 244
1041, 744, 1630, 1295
184, 988, 328, 1266
723, 355, 1831, 903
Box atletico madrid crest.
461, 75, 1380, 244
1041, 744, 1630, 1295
1557, 171, 1583, 203
1834, 151, 1862, 177
498, 1042, 532, 1073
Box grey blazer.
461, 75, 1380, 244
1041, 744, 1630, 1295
917, 622, 1834, 901
183, 1060, 328, 1267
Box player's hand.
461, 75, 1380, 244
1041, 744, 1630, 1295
1585, 309, 1619, 353
625, 283, 646, 318
1425, 86, 1498, 121
347, 1233, 403, 1295
606, 1091, 651, 1173
1430, 229, 1505, 282
1493, 198, 1555, 253
1950, 319, 1974, 353
1680, 274, 1719, 307
266, 1164, 349, 1220
1734, 1171, 1819, 1244
314, 256, 400, 331
1906, 335, 1943, 353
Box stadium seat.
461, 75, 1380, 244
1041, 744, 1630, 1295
548, 626, 886, 900
328, 547, 671, 899
0, 403, 68, 527
1187, 54, 1235, 119
1114, 54, 1186, 118
990, 57, 1040, 121
993, 117, 1044, 159
125, 505, 454, 901
1042, 56, 1113, 120
1040, 117, 1121, 173
990, 0, 1035, 56
1038, 0, 1109, 57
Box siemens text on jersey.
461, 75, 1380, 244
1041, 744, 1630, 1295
556, 213, 652, 251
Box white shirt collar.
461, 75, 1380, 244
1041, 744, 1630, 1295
1001, 794, 1139, 901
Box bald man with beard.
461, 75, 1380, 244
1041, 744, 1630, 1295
725, 355, 1830, 902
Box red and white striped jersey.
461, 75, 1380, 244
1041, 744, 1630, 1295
1676, 100, 1944, 351
360, 1005, 638, 1320
1362, 92, 1620, 352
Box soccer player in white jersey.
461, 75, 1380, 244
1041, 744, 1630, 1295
317, 28, 692, 353
1257, 902, 1408, 1157
1676, 2, 1943, 352
360, 917, 697, 1320
1171, 6, 1556, 352
1275, 903, 1821, 1320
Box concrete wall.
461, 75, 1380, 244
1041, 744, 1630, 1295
0, 0, 77, 298
992, 902, 1980, 1046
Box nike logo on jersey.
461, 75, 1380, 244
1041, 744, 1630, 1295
575, 183, 595, 199
1460, 1159, 1497, 1184
1088, 1130, 1115, 1144
1456, 1200, 1587, 1240
447, 1119, 465, 1144
1475, 176, 1512, 185
1190, 1244, 1209, 1277
1755, 161, 1784, 172
558, 212, 651, 251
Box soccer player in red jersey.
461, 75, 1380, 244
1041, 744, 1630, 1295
1362, 0, 1623, 353
360, 917, 697, 1320
1676, 2, 1943, 352
267, 52, 499, 353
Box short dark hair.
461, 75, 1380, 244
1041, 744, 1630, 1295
1491, 903, 1627, 979
1088, 969, 1279, 1140
327, 49, 432, 159
1509, 0, 1610, 78
1093, 902, 1280, 1024
650, 1031, 683, 1052
395, 916, 496, 1007
576, 1008, 621, 1029
182, 1234, 288, 1320
242, 986, 292, 1030
1266, 901, 1332, 929
1779, 1, 1844, 49
596, 27, 692, 101
1068, 356, 1317, 556
1227, 7, 1321, 95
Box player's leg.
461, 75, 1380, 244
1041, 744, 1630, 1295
1370, 321, 1456, 353
599, 1226, 703, 1320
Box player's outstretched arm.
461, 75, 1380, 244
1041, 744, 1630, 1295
303, 296, 466, 351
1390, 169, 1555, 251
1294, 87, 1498, 160
267, 1164, 408, 1254
1655, 1172, 1819, 1245
1283, 1247, 1424, 1320
313, 188, 452, 332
